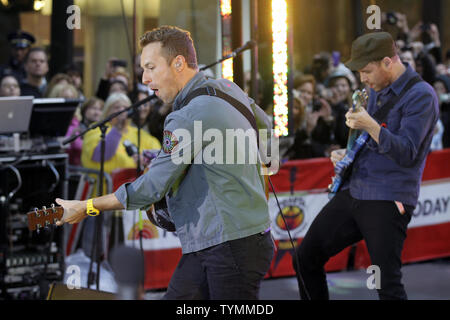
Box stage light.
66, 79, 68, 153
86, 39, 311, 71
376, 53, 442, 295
1, 0, 10, 8
33, 0, 46, 11
272, 0, 289, 137
220, 0, 233, 81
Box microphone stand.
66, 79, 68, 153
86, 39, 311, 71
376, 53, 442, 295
63, 95, 153, 291
131, 105, 145, 289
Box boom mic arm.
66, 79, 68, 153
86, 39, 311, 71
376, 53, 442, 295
200, 40, 257, 71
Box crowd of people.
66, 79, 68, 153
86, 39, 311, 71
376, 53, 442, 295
0, 30, 165, 178
284, 13, 450, 160
1, 12, 449, 167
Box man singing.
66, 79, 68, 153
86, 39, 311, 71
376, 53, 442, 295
55, 25, 274, 300
294, 32, 438, 300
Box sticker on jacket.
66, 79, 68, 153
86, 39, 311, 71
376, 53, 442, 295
162, 130, 179, 154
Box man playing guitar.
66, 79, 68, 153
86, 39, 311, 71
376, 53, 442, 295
294, 32, 439, 300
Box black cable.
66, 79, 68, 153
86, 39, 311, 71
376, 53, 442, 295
119, 0, 134, 68
267, 176, 311, 300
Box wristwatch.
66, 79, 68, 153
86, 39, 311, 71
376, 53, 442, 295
86, 199, 100, 217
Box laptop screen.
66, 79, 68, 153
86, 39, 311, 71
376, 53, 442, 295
29, 98, 81, 137
0, 96, 34, 134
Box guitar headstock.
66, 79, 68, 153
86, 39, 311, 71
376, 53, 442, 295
26, 204, 63, 232
351, 89, 369, 111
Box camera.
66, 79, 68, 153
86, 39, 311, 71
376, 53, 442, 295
111, 59, 127, 68
421, 23, 431, 32
312, 99, 322, 112
440, 94, 450, 104
386, 12, 398, 25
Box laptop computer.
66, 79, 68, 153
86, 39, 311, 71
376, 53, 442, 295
0, 96, 34, 134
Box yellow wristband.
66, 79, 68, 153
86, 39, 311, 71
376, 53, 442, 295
86, 199, 100, 217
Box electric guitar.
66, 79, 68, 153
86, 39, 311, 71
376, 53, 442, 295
328, 89, 369, 197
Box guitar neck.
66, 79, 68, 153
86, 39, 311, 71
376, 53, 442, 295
27, 205, 64, 231
346, 128, 361, 151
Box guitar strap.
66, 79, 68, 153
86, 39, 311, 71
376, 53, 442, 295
371, 75, 422, 124
181, 86, 269, 198
181, 86, 260, 146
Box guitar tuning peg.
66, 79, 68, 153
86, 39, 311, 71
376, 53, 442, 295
42, 206, 49, 216
51, 203, 56, 213
34, 207, 40, 218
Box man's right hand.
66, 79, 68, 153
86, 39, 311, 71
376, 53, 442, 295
55, 198, 88, 226
330, 148, 346, 166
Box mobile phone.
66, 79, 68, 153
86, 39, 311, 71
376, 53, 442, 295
111, 59, 127, 68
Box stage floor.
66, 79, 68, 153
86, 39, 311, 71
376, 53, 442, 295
144, 258, 450, 300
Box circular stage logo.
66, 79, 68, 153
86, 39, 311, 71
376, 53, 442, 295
273, 197, 307, 238
127, 220, 159, 240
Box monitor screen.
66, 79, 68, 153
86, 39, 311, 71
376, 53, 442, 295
29, 98, 81, 137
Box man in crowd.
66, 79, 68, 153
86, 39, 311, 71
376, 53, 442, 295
20, 47, 49, 97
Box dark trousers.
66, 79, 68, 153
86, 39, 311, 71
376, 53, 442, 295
163, 231, 274, 300
294, 189, 412, 300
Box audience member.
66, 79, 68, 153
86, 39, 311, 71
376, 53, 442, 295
65, 97, 104, 165
81, 92, 161, 176
44, 73, 73, 97
433, 75, 450, 148
20, 47, 49, 98
0, 30, 35, 82
96, 58, 131, 100
130, 89, 152, 132
0, 74, 21, 97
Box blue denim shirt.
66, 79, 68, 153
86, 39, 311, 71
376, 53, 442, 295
114, 72, 272, 253
343, 65, 439, 207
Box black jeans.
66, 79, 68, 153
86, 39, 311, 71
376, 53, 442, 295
294, 189, 412, 300
163, 231, 274, 300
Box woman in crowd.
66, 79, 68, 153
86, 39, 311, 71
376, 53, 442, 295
0, 74, 21, 97
326, 72, 354, 149
285, 74, 336, 159
81, 92, 161, 176
65, 97, 104, 165
130, 89, 152, 133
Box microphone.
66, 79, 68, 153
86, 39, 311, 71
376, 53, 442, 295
199, 40, 256, 72
222, 40, 256, 60
225, 40, 256, 59
110, 245, 145, 300
234, 40, 256, 55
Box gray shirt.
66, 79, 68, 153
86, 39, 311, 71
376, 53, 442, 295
115, 72, 272, 253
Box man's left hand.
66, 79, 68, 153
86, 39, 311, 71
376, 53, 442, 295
345, 108, 381, 144
345, 108, 376, 131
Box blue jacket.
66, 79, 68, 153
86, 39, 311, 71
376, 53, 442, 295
345, 65, 439, 207
115, 72, 272, 253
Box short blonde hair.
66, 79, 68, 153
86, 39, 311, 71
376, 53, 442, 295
47, 82, 79, 99
103, 92, 131, 119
